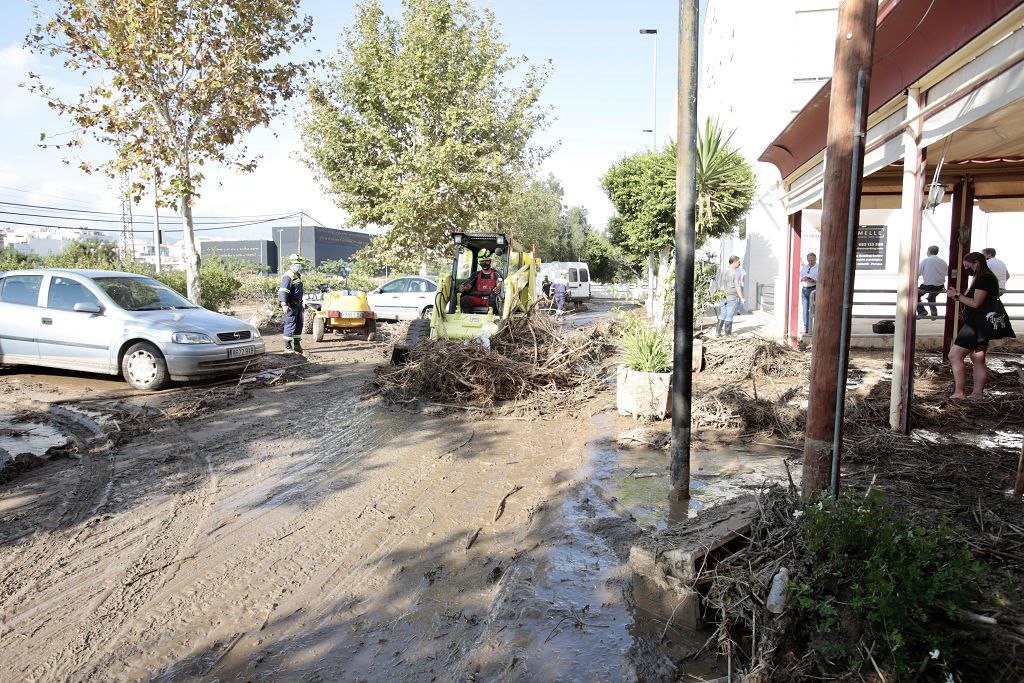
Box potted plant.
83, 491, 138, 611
616, 320, 673, 419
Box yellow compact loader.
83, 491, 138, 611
391, 232, 538, 362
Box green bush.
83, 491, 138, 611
791, 491, 980, 678
156, 257, 241, 312
618, 316, 671, 373
236, 274, 279, 307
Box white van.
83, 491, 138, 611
539, 261, 591, 300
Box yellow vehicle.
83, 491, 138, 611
310, 286, 377, 342
392, 231, 538, 361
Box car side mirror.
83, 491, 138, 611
74, 302, 102, 314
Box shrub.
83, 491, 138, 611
790, 491, 980, 678
156, 257, 241, 312
619, 317, 671, 373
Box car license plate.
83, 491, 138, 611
227, 345, 256, 359
339, 311, 365, 318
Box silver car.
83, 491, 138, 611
0, 269, 265, 390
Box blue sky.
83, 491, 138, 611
0, 0, 692, 242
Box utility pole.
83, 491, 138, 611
153, 175, 162, 274
802, 0, 878, 498
670, 0, 698, 501
640, 28, 658, 149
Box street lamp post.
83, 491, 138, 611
640, 28, 658, 148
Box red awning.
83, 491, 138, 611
759, 0, 1023, 179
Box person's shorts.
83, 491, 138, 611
953, 323, 988, 351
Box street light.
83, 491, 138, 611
640, 28, 657, 149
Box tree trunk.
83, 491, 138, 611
646, 252, 656, 316
654, 246, 672, 331
179, 189, 201, 305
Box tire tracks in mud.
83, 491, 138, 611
0, 409, 219, 682
0, 406, 115, 625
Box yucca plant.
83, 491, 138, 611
696, 118, 757, 241
620, 323, 672, 374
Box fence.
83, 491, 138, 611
756, 283, 775, 314
807, 287, 1023, 334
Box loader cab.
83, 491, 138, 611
447, 232, 510, 314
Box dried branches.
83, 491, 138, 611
372, 313, 615, 416
703, 336, 810, 379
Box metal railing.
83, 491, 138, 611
807, 287, 1023, 334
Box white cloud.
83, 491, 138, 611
0, 43, 38, 118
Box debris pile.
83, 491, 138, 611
373, 313, 616, 415
703, 335, 811, 379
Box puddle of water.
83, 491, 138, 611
585, 435, 794, 531
0, 418, 69, 467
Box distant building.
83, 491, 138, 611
273, 226, 372, 271
200, 239, 278, 272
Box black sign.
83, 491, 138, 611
856, 225, 887, 271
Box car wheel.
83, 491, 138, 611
121, 342, 170, 391
312, 315, 326, 342
419, 306, 433, 320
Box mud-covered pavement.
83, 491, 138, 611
0, 304, 738, 681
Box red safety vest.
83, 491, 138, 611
467, 270, 499, 308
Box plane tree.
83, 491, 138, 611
26, 0, 314, 302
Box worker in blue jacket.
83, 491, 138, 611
279, 254, 306, 353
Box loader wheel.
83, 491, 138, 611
312, 315, 326, 342
391, 319, 430, 364
363, 319, 377, 342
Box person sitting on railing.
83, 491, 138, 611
983, 247, 1010, 295
917, 245, 947, 320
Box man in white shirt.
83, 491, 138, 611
917, 245, 947, 319
983, 248, 1010, 293
799, 253, 818, 333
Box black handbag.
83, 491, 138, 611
975, 296, 1016, 341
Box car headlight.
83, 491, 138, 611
251, 327, 262, 338
172, 332, 215, 344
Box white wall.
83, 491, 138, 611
701, 0, 839, 333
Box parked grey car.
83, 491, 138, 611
0, 269, 265, 390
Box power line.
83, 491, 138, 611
0, 199, 297, 223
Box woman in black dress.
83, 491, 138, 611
946, 252, 1002, 399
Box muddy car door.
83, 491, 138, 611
37, 274, 121, 373
0, 273, 43, 364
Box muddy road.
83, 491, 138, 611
1, 305, 719, 681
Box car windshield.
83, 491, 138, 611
91, 276, 198, 311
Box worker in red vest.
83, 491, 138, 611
458, 250, 502, 313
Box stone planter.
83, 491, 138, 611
616, 364, 672, 420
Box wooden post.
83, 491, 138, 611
801, 0, 878, 498
889, 88, 926, 434
1014, 441, 1024, 498
942, 179, 974, 360
788, 211, 803, 348
670, 0, 699, 501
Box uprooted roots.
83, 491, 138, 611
372, 313, 617, 415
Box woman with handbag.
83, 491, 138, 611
946, 251, 1016, 399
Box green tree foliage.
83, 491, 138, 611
0, 246, 43, 271
601, 119, 757, 255
499, 174, 563, 258
301, 0, 550, 265
26, 0, 314, 304
553, 206, 590, 262
155, 256, 241, 312
44, 238, 123, 270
